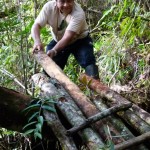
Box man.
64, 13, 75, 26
31, 0, 99, 79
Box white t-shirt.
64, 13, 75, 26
34, 0, 89, 42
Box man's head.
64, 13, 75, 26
56, 0, 74, 14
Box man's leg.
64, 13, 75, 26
85, 64, 99, 79
71, 35, 99, 79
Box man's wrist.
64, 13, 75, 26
34, 41, 42, 45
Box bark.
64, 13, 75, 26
32, 73, 104, 150
79, 74, 150, 134
43, 110, 78, 150
67, 103, 132, 135
0, 86, 31, 131
92, 96, 134, 139
31, 75, 78, 150
115, 131, 150, 150
118, 110, 150, 134
132, 105, 150, 125
33, 51, 125, 144
0, 87, 77, 150
92, 97, 148, 150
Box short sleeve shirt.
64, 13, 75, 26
34, 0, 89, 42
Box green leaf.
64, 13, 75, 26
44, 99, 57, 104
36, 123, 42, 132
42, 105, 56, 113
118, 0, 127, 21
22, 104, 40, 112
28, 112, 39, 122
100, 5, 117, 22
23, 121, 37, 130
34, 132, 42, 140
38, 116, 44, 126
23, 129, 34, 135
44, 101, 57, 106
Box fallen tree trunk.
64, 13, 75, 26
33, 51, 126, 144
67, 103, 132, 135
118, 110, 150, 134
32, 73, 104, 150
132, 105, 150, 125
43, 110, 78, 150
0, 86, 78, 150
79, 74, 150, 134
115, 131, 150, 150
92, 96, 135, 140
92, 96, 148, 150
0, 86, 31, 131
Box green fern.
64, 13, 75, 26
22, 97, 56, 140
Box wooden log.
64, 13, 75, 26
115, 131, 150, 150
132, 105, 150, 125
33, 51, 98, 117
33, 51, 126, 144
32, 73, 104, 150
92, 96, 148, 150
31, 77, 78, 150
79, 74, 150, 134
118, 110, 150, 134
0, 86, 31, 131
67, 103, 132, 135
92, 96, 134, 139
43, 110, 78, 150
0, 86, 78, 150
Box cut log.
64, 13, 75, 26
115, 131, 150, 150
67, 103, 132, 135
43, 110, 78, 150
132, 105, 150, 125
32, 73, 104, 150
79, 74, 150, 134
92, 96, 148, 150
33, 51, 98, 117
118, 110, 150, 134
92, 96, 134, 140
33, 51, 126, 144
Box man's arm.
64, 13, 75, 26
47, 30, 76, 57
31, 23, 44, 52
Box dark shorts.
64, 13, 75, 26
46, 34, 96, 70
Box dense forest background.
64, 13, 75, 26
0, 0, 149, 109
0, 0, 150, 149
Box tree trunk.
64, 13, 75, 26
132, 105, 150, 125
115, 131, 150, 150
0, 86, 31, 131
67, 103, 132, 135
43, 110, 78, 150
33, 51, 126, 144
92, 96, 135, 140
92, 96, 148, 150
79, 74, 150, 134
32, 73, 104, 150
0, 86, 78, 149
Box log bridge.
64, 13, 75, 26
0, 51, 150, 150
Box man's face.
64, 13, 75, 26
56, 0, 74, 14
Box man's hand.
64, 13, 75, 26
47, 49, 57, 58
32, 43, 44, 53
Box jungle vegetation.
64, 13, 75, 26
0, 0, 150, 149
